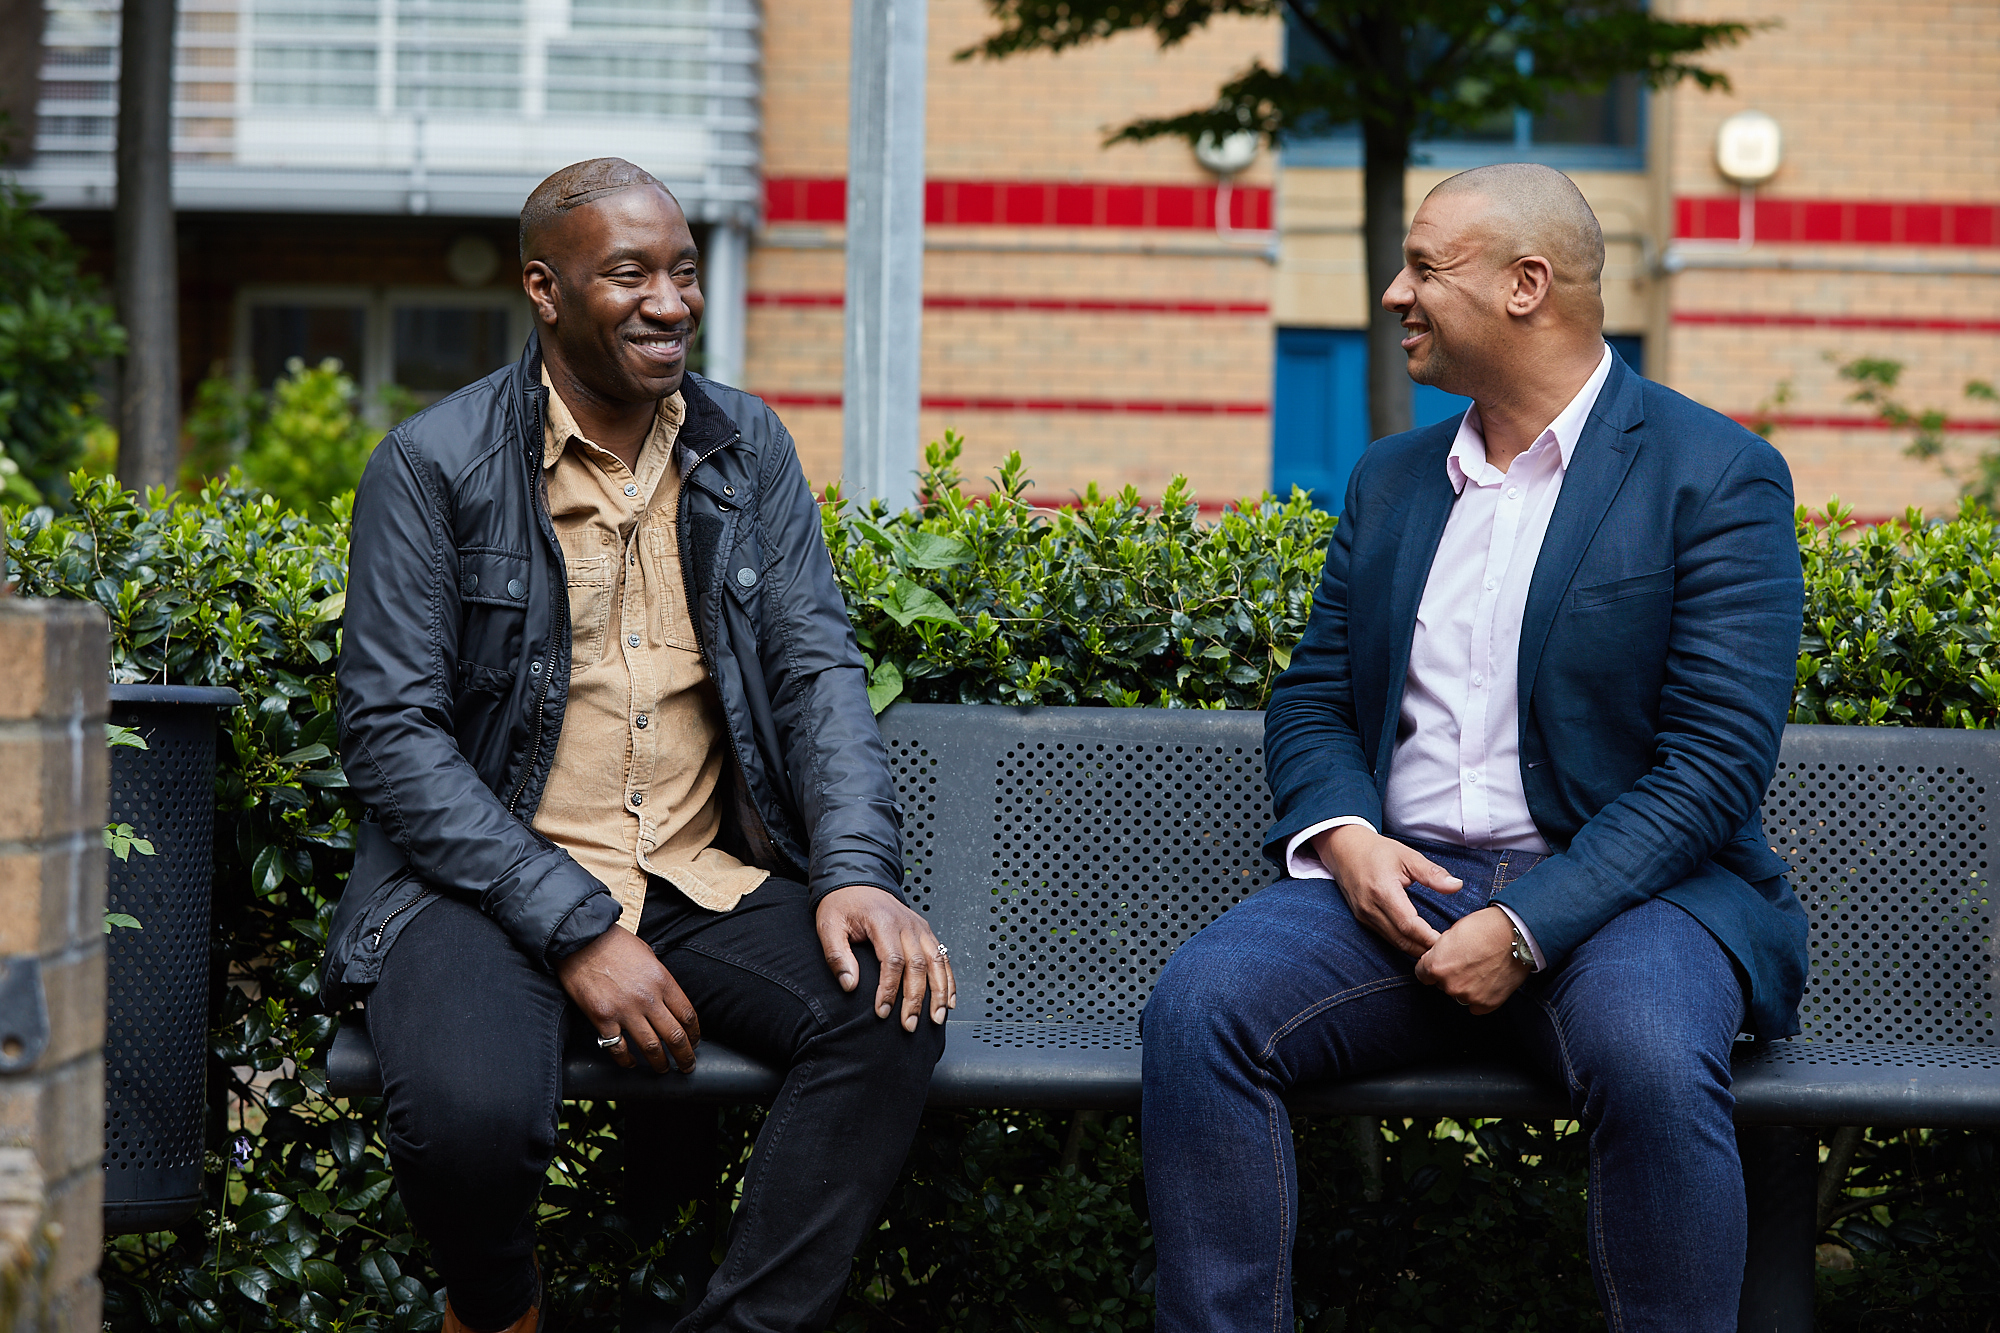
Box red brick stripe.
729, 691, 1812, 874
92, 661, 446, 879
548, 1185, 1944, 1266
766, 177, 1275, 231
1676, 311, 2000, 333
1731, 413, 2000, 432
748, 292, 1270, 316
1675, 197, 2000, 247
754, 391, 1269, 416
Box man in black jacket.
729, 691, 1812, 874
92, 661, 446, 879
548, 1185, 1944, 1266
328, 158, 951, 1333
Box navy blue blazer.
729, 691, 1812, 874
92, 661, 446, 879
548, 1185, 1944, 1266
1263, 353, 1809, 1038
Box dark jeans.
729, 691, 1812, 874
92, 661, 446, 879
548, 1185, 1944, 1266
1141, 840, 1748, 1333
367, 877, 945, 1332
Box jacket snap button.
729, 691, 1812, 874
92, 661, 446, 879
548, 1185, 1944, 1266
723, 484, 735, 497
736, 567, 757, 588
530, 660, 542, 674
623, 483, 638, 497
506, 578, 525, 599
627, 634, 641, 648
462, 573, 479, 593
635, 713, 649, 729
629, 793, 644, 807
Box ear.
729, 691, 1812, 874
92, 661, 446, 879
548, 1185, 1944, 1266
1505, 255, 1556, 319
522, 260, 562, 327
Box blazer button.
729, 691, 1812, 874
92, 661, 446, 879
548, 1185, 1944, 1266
736, 567, 757, 588
506, 578, 526, 599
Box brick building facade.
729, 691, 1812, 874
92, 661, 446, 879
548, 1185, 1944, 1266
9, 0, 1996, 515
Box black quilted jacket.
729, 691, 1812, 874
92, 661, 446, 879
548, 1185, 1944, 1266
322, 333, 903, 1008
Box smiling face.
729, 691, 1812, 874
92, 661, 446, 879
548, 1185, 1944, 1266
523, 184, 703, 406
1379, 190, 1518, 398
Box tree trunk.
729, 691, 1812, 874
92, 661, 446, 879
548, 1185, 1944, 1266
114, 0, 181, 495
1362, 116, 1412, 442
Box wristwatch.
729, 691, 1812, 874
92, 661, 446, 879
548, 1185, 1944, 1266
1507, 919, 1537, 971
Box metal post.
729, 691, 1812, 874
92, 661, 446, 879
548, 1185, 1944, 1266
114, 0, 181, 495
1736, 1124, 1817, 1333
841, 0, 926, 510
702, 218, 750, 390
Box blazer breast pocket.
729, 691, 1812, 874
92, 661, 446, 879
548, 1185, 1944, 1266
1570, 565, 1675, 611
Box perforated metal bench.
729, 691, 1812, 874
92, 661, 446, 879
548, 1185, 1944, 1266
327, 704, 2000, 1331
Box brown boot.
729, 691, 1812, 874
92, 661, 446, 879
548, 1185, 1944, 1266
442, 1258, 543, 1333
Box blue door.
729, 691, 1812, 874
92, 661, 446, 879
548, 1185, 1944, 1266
1272, 330, 1643, 509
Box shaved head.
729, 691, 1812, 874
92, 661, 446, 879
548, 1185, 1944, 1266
519, 157, 672, 267
1425, 163, 1606, 323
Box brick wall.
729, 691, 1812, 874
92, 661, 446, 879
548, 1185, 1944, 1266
0, 600, 109, 1333
1657, 0, 2000, 516
751, 0, 1281, 504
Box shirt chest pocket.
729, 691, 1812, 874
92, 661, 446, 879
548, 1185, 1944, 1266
644, 524, 702, 652
564, 548, 614, 669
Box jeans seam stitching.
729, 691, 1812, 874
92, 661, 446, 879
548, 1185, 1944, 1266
676, 940, 831, 1029
1544, 994, 1624, 1330
1259, 975, 1413, 1063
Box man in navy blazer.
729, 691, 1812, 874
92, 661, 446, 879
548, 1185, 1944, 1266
1142, 164, 1807, 1332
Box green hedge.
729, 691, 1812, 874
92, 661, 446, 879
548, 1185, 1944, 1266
6, 447, 1999, 1333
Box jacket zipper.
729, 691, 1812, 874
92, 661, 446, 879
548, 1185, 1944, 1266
506, 384, 564, 816
679, 431, 767, 845
371, 892, 423, 948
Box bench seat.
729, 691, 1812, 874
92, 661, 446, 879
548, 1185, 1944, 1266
322, 703, 2000, 1332
327, 1018, 2000, 1126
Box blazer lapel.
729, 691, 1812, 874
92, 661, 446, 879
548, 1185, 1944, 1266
1376, 438, 1459, 776
1516, 358, 1647, 707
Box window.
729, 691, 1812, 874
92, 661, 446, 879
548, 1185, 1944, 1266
1272, 330, 1643, 508
1279, 15, 1645, 172
249, 304, 368, 389
392, 307, 514, 395
239, 288, 529, 408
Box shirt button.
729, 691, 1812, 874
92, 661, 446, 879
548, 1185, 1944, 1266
1466, 771, 1481, 784
1484, 578, 1497, 591
627, 634, 641, 648
635, 714, 649, 729
1471, 673, 1483, 687
624, 483, 639, 497
630, 793, 644, 807
1506, 487, 1519, 499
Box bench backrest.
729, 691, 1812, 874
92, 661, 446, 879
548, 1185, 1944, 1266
878, 705, 1999, 1046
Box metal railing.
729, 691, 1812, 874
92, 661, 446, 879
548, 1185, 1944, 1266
25, 0, 763, 221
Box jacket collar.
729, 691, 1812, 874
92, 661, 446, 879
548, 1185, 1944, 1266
1515, 352, 1647, 705
514, 330, 740, 476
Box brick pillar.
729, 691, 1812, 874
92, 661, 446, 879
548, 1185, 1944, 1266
0, 601, 109, 1332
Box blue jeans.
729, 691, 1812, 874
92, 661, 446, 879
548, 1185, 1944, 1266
1141, 840, 1748, 1333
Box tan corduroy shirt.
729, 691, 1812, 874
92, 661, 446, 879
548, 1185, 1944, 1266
531, 371, 768, 931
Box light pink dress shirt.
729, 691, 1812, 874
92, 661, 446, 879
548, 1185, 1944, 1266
1285, 345, 1618, 968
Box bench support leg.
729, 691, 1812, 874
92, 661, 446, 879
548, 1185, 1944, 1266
1735, 1124, 1816, 1333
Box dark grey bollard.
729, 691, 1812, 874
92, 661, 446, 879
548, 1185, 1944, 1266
102, 683, 239, 1235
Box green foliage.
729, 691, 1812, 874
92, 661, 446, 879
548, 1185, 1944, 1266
8, 451, 2000, 1330
0, 179, 126, 502
831, 435, 1331, 712
181, 359, 421, 516
1795, 500, 2000, 728
967, 2, 1755, 154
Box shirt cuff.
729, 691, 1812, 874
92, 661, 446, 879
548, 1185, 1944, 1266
544, 889, 622, 963
1493, 903, 1547, 972
1284, 816, 1377, 880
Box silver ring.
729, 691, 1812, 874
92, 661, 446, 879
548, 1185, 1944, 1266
936, 943, 950, 960
596, 1033, 623, 1050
